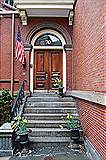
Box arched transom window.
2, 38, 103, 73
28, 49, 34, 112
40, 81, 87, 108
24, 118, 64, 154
34, 33, 62, 46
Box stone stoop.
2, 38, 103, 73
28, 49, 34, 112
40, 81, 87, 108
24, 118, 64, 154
23, 93, 81, 145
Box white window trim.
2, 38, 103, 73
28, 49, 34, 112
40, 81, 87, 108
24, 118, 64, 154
30, 29, 66, 93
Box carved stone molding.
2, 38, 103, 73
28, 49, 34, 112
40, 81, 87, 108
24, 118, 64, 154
19, 10, 27, 26
68, 10, 74, 26
64, 44, 73, 52
24, 44, 33, 52
25, 22, 72, 45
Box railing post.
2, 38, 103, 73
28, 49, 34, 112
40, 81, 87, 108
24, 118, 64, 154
11, 80, 27, 119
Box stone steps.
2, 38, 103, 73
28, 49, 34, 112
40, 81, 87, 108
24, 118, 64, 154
23, 93, 81, 144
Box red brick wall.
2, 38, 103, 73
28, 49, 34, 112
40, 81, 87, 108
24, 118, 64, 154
0, 0, 3, 4
72, 0, 106, 158
0, 16, 1, 87
76, 99, 106, 158
72, 0, 106, 92
0, 17, 29, 91
0, 17, 72, 92
0, 18, 12, 90
66, 51, 72, 90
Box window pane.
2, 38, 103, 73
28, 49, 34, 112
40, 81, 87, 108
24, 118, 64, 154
5, 0, 13, 6
35, 34, 62, 46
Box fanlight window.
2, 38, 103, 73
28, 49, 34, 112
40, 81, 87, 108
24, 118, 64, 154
35, 34, 62, 46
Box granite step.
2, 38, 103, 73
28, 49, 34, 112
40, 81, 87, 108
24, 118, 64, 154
28, 128, 83, 141
24, 107, 77, 114
27, 97, 74, 102
29, 128, 70, 137
31, 92, 73, 97
26, 101, 75, 108
27, 120, 66, 128
31, 93, 58, 97
28, 136, 70, 143
23, 113, 78, 120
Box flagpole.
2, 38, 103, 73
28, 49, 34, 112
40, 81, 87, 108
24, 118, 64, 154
11, 13, 15, 96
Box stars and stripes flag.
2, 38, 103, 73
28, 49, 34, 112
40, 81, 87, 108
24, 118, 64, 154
15, 26, 25, 64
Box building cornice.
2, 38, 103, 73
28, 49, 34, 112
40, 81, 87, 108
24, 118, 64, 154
13, 0, 75, 26
14, 0, 75, 5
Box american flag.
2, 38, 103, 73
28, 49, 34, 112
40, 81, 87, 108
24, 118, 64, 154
15, 26, 25, 64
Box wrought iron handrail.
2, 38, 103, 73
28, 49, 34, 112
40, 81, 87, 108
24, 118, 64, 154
11, 80, 27, 119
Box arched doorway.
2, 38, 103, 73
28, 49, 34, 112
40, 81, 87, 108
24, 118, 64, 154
30, 29, 66, 93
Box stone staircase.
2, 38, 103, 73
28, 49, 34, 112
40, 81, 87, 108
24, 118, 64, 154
23, 93, 80, 145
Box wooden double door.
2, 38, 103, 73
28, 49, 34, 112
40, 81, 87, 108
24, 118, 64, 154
34, 50, 63, 91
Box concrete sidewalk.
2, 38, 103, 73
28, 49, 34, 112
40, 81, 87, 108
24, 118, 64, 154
0, 157, 10, 160
0, 150, 89, 160
0, 143, 90, 160
5, 152, 89, 160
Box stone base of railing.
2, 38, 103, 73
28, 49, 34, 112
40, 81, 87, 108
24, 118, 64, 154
0, 123, 14, 156
84, 137, 102, 160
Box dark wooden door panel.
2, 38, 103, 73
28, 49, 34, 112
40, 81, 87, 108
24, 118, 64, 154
51, 52, 59, 71
36, 52, 44, 72
34, 50, 63, 91
34, 51, 48, 90
50, 51, 63, 90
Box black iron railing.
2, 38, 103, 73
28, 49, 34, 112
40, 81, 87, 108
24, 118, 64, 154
11, 80, 27, 119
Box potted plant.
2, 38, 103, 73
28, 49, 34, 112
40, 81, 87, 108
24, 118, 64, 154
60, 113, 80, 142
11, 117, 30, 144
54, 78, 64, 97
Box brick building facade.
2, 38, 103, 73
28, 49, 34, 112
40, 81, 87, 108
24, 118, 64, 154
0, 17, 73, 92
0, 0, 106, 159
72, 0, 106, 159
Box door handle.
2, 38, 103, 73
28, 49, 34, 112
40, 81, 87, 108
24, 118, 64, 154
45, 74, 48, 80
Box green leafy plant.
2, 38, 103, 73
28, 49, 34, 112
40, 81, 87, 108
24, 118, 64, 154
0, 89, 13, 126
60, 113, 80, 130
11, 117, 29, 135
54, 78, 63, 88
